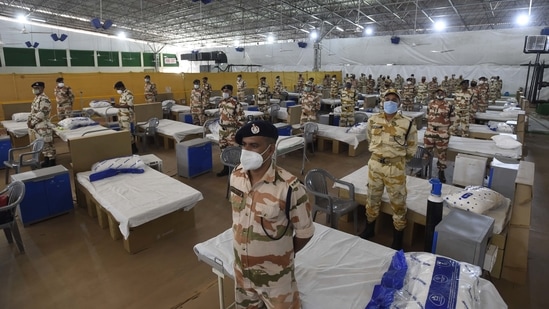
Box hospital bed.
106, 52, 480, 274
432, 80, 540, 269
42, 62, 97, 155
468, 124, 516, 140
204, 108, 264, 120
315, 123, 368, 157
141, 119, 203, 149
170, 104, 191, 119
72, 131, 203, 253
53, 124, 116, 142
1, 102, 32, 147
475, 111, 526, 143
268, 105, 302, 126
194, 223, 506, 309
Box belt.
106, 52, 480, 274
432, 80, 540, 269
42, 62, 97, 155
370, 154, 404, 164
428, 125, 449, 131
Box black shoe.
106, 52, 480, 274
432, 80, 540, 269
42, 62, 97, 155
49, 159, 56, 167
359, 220, 376, 239
131, 143, 139, 154
41, 157, 50, 168
391, 229, 404, 250
216, 166, 230, 177
438, 170, 446, 183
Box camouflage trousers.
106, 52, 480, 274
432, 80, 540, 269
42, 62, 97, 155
339, 110, 355, 127
237, 91, 246, 103
118, 112, 135, 143
477, 103, 488, 113
57, 103, 72, 120
191, 109, 205, 126
366, 157, 407, 231
300, 111, 317, 125
330, 89, 338, 99
401, 102, 414, 111
449, 112, 469, 137
257, 101, 269, 120
219, 127, 237, 150
29, 126, 56, 159
424, 133, 449, 170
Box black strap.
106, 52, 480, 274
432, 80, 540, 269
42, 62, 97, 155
261, 186, 292, 241
404, 118, 413, 142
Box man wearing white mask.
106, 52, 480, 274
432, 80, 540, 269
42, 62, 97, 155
190, 79, 205, 125
54, 77, 74, 119
217, 84, 245, 176
113, 81, 137, 154
230, 120, 314, 309
144, 75, 158, 103
28, 81, 56, 167
236, 74, 247, 102
359, 89, 417, 250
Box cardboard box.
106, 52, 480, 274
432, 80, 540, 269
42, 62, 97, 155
491, 248, 505, 279
501, 225, 529, 284
510, 161, 534, 226
483, 244, 498, 272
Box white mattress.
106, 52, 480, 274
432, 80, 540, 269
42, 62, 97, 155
418, 128, 522, 159
77, 165, 203, 239
205, 109, 262, 118
83, 106, 119, 118
145, 119, 203, 143
1, 120, 28, 138
277, 107, 289, 120
469, 124, 517, 139
487, 105, 506, 111
244, 110, 264, 118
316, 123, 367, 149
475, 110, 525, 122
320, 98, 341, 106
335, 165, 511, 234
193, 223, 506, 309
276, 136, 304, 153
54, 125, 116, 142
171, 105, 191, 113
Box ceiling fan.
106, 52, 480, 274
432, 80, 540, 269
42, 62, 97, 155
15, 25, 51, 34
431, 49, 455, 54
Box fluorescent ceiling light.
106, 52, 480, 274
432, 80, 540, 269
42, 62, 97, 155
234, 39, 240, 46
17, 14, 27, 23
310, 31, 318, 40
267, 34, 274, 43
335, 26, 344, 32
30, 18, 46, 23
117, 32, 126, 39
434, 20, 446, 31
299, 29, 310, 34
365, 27, 373, 35
516, 14, 530, 26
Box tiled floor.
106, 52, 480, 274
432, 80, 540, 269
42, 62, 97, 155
0, 128, 547, 309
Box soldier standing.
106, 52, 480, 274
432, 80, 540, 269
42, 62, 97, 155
416, 76, 429, 106
272, 75, 284, 100
144, 75, 158, 103
217, 84, 245, 176
359, 89, 417, 250
477, 77, 490, 112
424, 88, 454, 183
496, 76, 503, 99
359, 73, 367, 92
330, 74, 339, 99
53, 77, 74, 120
339, 82, 356, 127
299, 81, 320, 124
322, 74, 331, 88
410, 74, 417, 85
113, 81, 138, 153
440, 76, 450, 94
450, 80, 472, 137
448, 74, 457, 96
190, 79, 205, 125
366, 74, 376, 94
202, 77, 212, 108
296, 73, 305, 93
376, 75, 384, 93
394, 74, 404, 91
401, 78, 417, 111
257, 77, 270, 120
469, 80, 480, 123
236, 74, 247, 103
427, 77, 439, 100
28, 82, 56, 167
231, 121, 314, 309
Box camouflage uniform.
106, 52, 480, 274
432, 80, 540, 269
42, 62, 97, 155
231, 163, 314, 309
296, 75, 304, 93
339, 88, 356, 127
144, 81, 157, 103
202, 81, 212, 108
190, 88, 205, 125
218, 97, 245, 150
272, 79, 284, 100
376, 76, 383, 92
365, 78, 375, 94
469, 84, 480, 123
118, 89, 135, 140
257, 82, 270, 120
401, 82, 417, 111
394, 75, 404, 91
496, 77, 503, 99
237, 78, 247, 102
425, 97, 453, 170
299, 89, 320, 124
440, 77, 450, 94
28, 93, 55, 160
447, 77, 457, 96
450, 89, 472, 137
366, 112, 417, 231
330, 79, 339, 99
54, 85, 74, 120
358, 74, 367, 91
427, 78, 439, 100
416, 80, 429, 105
477, 80, 489, 112
488, 78, 498, 104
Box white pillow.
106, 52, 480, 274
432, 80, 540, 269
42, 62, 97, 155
491, 134, 522, 149
333, 106, 342, 114
162, 99, 176, 107
91, 155, 145, 173
12, 112, 30, 122
89, 100, 112, 108
57, 117, 96, 129
444, 186, 506, 214
346, 122, 368, 134
208, 119, 221, 138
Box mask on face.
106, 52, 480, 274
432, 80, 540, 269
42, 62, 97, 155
332, 78, 336, 81
479, 81, 484, 84
194, 84, 199, 89
32, 89, 40, 95
240, 145, 271, 171
144, 79, 150, 83
57, 83, 64, 88
237, 77, 241, 81
304, 87, 311, 92
117, 89, 123, 94
222, 92, 230, 99
407, 81, 412, 85
436, 95, 445, 100
383, 100, 399, 114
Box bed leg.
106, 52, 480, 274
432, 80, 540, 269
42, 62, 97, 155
212, 268, 226, 309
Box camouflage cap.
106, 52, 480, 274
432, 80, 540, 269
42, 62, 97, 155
384, 88, 400, 99
235, 120, 279, 145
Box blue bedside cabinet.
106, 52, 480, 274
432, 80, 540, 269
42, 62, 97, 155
0, 135, 11, 168
176, 138, 213, 178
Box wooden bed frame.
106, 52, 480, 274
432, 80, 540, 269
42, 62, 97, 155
316, 136, 368, 157
1, 102, 32, 147
134, 102, 163, 123
71, 131, 196, 253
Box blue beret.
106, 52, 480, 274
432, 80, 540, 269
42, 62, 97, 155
31, 81, 45, 88
235, 121, 279, 145
221, 84, 233, 91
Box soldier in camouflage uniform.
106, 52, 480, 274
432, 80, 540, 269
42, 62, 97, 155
416, 76, 429, 106
440, 76, 450, 94
427, 76, 439, 100
340, 82, 356, 127
410, 74, 416, 85
359, 73, 367, 91
496, 76, 503, 99
424, 88, 454, 183
53, 77, 74, 120
272, 76, 284, 100
190, 79, 205, 125
236, 74, 247, 103
401, 78, 417, 111
231, 121, 314, 309
448, 74, 457, 96
144, 75, 158, 103
28, 82, 56, 167
350, 74, 358, 90
366, 74, 376, 94
322, 74, 330, 88
376, 75, 384, 93
330, 74, 339, 99
202, 77, 212, 108
450, 80, 472, 137
296, 74, 304, 93
257, 77, 270, 120
469, 80, 480, 123
113, 81, 138, 153
359, 88, 417, 250
477, 77, 489, 112
217, 84, 245, 176
299, 81, 320, 124
394, 74, 404, 91
378, 78, 389, 96
488, 77, 498, 104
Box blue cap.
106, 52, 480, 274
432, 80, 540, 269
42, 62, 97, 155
429, 178, 442, 196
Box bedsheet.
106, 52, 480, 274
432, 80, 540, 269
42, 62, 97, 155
193, 223, 507, 309
316, 123, 367, 149
171, 105, 191, 114
1, 120, 29, 138
144, 119, 203, 143
77, 165, 203, 239
475, 110, 525, 122
83, 106, 119, 118
335, 165, 511, 234
54, 125, 116, 142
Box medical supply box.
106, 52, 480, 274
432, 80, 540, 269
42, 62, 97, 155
434, 209, 494, 268
176, 138, 213, 178
487, 157, 520, 200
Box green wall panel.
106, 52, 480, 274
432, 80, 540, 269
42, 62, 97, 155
97, 51, 119, 67
4, 47, 37, 67
143, 52, 156, 67
121, 52, 141, 67
162, 53, 179, 67
39, 49, 68, 67
70, 50, 95, 67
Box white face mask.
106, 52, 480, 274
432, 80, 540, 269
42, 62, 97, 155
304, 87, 311, 92
436, 95, 445, 100
237, 77, 241, 81
479, 80, 484, 84
32, 89, 40, 95
144, 79, 150, 83
57, 83, 64, 87
407, 81, 412, 85
240, 145, 271, 171
117, 89, 123, 94
383, 100, 399, 114
222, 92, 230, 99
194, 84, 200, 89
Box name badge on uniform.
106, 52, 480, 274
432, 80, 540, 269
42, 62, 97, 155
230, 186, 244, 197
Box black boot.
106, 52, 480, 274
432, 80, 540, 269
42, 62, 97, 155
391, 229, 404, 250
359, 220, 376, 239
131, 143, 139, 154
438, 170, 446, 183
216, 165, 229, 177
41, 157, 50, 168
49, 159, 56, 167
